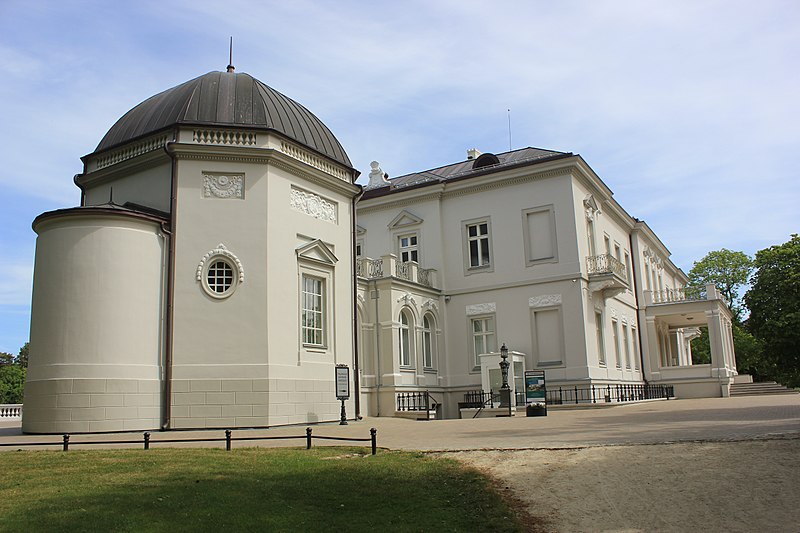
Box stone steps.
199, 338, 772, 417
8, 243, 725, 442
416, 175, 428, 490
730, 381, 798, 396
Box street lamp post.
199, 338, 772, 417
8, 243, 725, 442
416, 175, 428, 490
499, 343, 511, 413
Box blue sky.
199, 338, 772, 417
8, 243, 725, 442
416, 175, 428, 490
1, 0, 798, 354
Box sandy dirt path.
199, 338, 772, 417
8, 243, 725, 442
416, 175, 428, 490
450, 437, 800, 532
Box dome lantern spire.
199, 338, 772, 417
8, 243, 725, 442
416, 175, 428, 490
226, 36, 235, 73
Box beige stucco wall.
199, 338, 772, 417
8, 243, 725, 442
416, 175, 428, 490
24, 212, 165, 433
169, 140, 358, 428
83, 161, 172, 213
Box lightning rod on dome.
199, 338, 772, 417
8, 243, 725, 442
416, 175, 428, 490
227, 37, 235, 73
507, 108, 512, 152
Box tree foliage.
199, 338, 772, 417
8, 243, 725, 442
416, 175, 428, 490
0, 365, 25, 403
688, 248, 753, 319
0, 343, 28, 403
744, 234, 800, 388
16, 342, 29, 368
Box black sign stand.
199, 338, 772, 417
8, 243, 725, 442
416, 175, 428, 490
335, 365, 350, 425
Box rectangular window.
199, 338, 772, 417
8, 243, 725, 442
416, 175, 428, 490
632, 327, 640, 369
612, 319, 622, 368
301, 275, 325, 346
467, 222, 491, 268
398, 233, 419, 263
614, 243, 622, 262
586, 219, 596, 257
356, 239, 364, 258
471, 316, 496, 368
604, 235, 611, 256
623, 324, 632, 369
422, 316, 434, 369
624, 251, 631, 283
523, 206, 558, 265
399, 312, 412, 367
595, 311, 606, 366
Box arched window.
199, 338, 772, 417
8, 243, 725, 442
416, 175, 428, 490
399, 310, 413, 367
422, 314, 435, 369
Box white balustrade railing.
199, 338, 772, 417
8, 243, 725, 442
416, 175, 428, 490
0, 404, 22, 418
587, 254, 627, 280
647, 284, 727, 307
357, 255, 436, 288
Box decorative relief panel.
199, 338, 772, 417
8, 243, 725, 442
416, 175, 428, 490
203, 172, 244, 199
290, 187, 337, 223
466, 302, 496, 316
529, 294, 562, 308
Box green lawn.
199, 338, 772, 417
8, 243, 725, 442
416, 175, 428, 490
0, 447, 524, 532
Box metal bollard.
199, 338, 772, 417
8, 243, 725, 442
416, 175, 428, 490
370, 428, 377, 455
225, 429, 232, 451
144, 432, 150, 450
306, 427, 312, 450
62, 434, 70, 452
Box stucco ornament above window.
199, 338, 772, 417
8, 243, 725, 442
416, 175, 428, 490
196, 244, 244, 299
203, 172, 244, 199
290, 186, 337, 223
529, 294, 562, 308
583, 194, 599, 220
466, 302, 496, 316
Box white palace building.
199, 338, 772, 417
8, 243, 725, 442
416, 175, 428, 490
22, 69, 739, 433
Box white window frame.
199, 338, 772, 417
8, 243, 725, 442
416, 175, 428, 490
612, 318, 622, 368
632, 326, 640, 369
356, 238, 364, 258
399, 309, 413, 368
470, 315, 496, 369
421, 313, 436, 370
462, 217, 493, 274
397, 232, 419, 263
197, 245, 244, 300
301, 275, 326, 348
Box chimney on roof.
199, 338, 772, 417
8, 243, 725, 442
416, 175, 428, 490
467, 148, 482, 160
365, 161, 390, 189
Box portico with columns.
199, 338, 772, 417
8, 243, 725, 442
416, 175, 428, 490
640, 284, 738, 398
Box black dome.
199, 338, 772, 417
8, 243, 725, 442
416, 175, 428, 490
94, 71, 352, 167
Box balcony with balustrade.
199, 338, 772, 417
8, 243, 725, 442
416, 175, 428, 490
586, 253, 628, 298
356, 254, 438, 289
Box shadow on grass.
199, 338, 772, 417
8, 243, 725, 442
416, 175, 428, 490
1, 448, 523, 533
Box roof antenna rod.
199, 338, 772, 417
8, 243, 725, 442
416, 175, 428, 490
227, 37, 235, 73
507, 108, 512, 151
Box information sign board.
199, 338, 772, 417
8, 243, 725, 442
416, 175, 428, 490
335, 365, 350, 399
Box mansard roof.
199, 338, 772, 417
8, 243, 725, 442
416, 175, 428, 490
91, 70, 352, 167
361, 147, 571, 199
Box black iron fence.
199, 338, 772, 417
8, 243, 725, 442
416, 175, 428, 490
396, 391, 440, 413
463, 384, 674, 409
0, 427, 378, 455
548, 383, 674, 405
458, 390, 500, 409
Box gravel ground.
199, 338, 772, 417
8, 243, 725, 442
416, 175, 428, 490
449, 436, 800, 532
